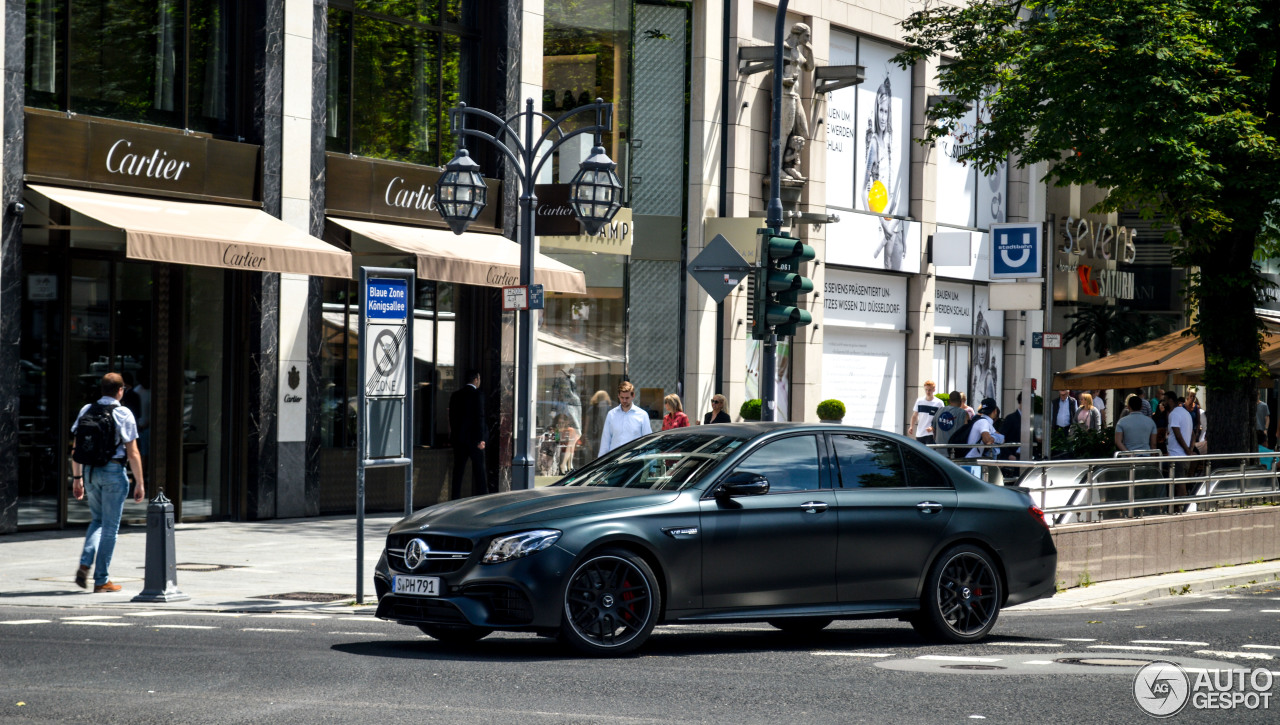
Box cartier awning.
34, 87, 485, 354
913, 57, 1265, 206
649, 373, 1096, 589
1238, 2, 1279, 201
330, 217, 587, 295
30, 184, 352, 278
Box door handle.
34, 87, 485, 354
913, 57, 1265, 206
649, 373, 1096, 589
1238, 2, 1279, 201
801, 501, 829, 513
917, 501, 943, 514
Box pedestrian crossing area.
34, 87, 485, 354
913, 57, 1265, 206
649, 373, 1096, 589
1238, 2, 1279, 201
0, 610, 388, 636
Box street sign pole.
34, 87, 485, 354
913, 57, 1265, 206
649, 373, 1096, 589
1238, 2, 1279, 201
356, 266, 415, 604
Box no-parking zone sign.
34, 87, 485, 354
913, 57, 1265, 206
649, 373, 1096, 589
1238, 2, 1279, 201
364, 277, 409, 397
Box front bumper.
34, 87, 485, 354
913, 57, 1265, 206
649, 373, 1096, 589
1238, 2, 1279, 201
373, 544, 576, 631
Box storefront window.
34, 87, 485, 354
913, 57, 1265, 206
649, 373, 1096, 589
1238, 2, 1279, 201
327, 1, 477, 166
25, 0, 244, 136
535, 251, 626, 479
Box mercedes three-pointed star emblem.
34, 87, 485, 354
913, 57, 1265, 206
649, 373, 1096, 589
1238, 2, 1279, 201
404, 538, 430, 571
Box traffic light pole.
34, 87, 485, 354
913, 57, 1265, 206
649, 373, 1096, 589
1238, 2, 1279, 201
761, 0, 790, 422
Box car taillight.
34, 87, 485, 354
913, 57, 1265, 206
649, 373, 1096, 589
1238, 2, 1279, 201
1028, 505, 1049, 530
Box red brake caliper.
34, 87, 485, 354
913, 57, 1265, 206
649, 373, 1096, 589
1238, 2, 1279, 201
620, 577, 635, 623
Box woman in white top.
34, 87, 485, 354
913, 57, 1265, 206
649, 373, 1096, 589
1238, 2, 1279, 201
1074, 393, 1102, 431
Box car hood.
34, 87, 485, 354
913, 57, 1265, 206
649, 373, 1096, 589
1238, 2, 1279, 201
390, 487, 681, 533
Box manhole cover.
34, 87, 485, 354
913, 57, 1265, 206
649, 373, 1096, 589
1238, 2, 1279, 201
1055, 657, 1151, 667
941, 664, 1007, 671
254, 592, 352, 603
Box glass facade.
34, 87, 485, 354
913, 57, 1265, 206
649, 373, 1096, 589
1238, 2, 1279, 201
25, 0, 245, 136
326, 1, 478, 166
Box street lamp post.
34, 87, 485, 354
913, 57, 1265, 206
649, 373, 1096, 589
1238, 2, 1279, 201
435, 98, 622, 490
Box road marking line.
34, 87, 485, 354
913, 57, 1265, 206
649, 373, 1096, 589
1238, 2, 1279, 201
988, 642, 1063, 647
328, 631, 386, 636
917, 655, 1001, 662
1088, 645, 1169, 652
151, 624, 218, 630
64, 621, 133, 627
1059, 638, 1097, 642
61, 615, 123, 621
1194, 650, 1274, 660
125, 612, 174, 617
1260, 610, 1280, 614
182, 612, 246, 617
0, 620, 51, 625
812, 651, 892, 658
1025, 661, 1055, 665
249, 614, 329, 620
1242, 645, 1280, 650
1182, 608, 1232, 612
240, 627, 294, 632
336, 617, 377, 622
1131, 640, 1209, 646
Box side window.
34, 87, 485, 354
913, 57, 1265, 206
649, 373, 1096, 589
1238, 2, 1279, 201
902, 446, 952, 488
733, 435, 821, 493
832, 435, 906, 489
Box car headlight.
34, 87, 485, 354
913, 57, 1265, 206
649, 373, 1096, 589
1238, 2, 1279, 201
482, 530, 562, 564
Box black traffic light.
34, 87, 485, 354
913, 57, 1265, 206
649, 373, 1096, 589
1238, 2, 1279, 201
760, 228, 814, 338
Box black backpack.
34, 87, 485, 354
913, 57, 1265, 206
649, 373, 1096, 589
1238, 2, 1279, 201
73, 402, 120, 467
947, 417, 978, 460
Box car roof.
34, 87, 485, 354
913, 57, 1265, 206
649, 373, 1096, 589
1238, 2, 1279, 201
669, 422, 897, 438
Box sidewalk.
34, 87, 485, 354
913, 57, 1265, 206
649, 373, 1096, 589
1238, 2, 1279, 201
0, 513, 403, 613
2, 513, 1278, 613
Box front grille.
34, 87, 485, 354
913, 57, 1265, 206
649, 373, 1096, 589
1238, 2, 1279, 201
463, 585, 535, 625
376, 595, 468, 624
386, 533, 474, 574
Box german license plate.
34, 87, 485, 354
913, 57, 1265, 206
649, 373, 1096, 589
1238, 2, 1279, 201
392, 575, 440, 596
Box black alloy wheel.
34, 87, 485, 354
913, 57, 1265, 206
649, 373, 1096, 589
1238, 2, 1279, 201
913, 544, 1002, 643
767, 617, 834, 635
416, 623, 494, 644
560, 549, 661, 656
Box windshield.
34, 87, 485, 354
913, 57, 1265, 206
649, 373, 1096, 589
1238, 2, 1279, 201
557, 433, 747, 490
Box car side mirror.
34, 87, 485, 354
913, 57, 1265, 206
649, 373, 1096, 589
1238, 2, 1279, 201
716, 471, 769, 498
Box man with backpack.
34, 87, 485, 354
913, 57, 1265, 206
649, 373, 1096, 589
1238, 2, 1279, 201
71, 373, 146, 593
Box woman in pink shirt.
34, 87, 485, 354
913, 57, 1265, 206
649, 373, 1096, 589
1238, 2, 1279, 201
662, 394, 690, 430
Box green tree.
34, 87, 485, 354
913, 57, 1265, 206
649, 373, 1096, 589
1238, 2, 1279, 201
898, 1, 1280, 454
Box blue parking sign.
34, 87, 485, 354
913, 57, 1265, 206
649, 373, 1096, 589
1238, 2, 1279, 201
990, 223, 1043, 279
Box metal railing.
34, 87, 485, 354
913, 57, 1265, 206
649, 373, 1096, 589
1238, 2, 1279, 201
948, 450, 1280, 525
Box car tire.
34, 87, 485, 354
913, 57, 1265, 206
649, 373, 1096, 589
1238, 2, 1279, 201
417, 623, 494, 644
912, 544, 1002, 644
559, 548, 661, 656
767, 617, 833, 635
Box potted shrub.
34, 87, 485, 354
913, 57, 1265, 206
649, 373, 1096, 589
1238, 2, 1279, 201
816, 399, 846, 424
739, 398, 762, 421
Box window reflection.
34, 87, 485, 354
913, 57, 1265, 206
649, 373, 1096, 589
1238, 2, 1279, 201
833, 435, 907, 489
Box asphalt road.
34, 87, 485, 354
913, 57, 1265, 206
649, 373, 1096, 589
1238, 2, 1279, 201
2, 585, 1279, 725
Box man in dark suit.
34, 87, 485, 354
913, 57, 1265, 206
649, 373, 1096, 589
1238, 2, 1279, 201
449, 369, 490, 498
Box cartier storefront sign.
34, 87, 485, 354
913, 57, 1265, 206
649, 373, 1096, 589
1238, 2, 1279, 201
25, 110, 261, 203
325, 153, 502, 232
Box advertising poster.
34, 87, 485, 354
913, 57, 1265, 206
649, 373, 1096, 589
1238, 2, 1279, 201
970, 286, 1004, 403
933, 281, 974, 335
823, 268, 908, 330
855, 39, 911, 220
821, 328, 904, 432
826, 212, 923, 274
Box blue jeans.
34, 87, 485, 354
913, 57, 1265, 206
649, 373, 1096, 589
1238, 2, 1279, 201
80, 462, 129, 587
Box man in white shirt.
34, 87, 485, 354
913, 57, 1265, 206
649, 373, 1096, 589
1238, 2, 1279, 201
1165, 390, 1194, 485
1091, 390, 1107, 425
599, 381, 652, 456
966, 398, 1005, 459
908, 380, 943, 444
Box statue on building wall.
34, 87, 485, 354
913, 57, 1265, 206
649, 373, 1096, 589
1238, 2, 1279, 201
776, 22, 814, 183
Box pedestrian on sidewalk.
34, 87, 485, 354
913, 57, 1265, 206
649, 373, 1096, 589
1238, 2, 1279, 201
1166, 391, 1194, 484
933, 390, 970, 453
599, 381, 651, 455
1115, 395, 1157, 452
964, 398, 1005, 459
1257, 390, 1270, 447
662, 394, 690, 430
71, 372, 146, 593
1073, 393, 1101, 431
908, 380, 943, 444
1091, 389, 1108, 425
1051, 389, 1078, 434
449, 369, 491, 498
701, 393, 730, 424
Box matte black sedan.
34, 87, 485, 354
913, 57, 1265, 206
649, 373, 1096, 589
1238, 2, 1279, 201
374, 423, 1057, 655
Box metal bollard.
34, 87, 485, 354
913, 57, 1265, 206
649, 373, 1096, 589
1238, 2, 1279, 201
131, 489, 190, 603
